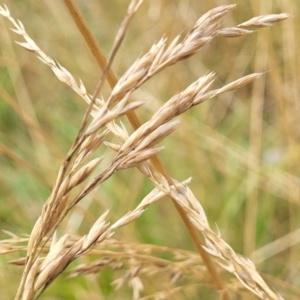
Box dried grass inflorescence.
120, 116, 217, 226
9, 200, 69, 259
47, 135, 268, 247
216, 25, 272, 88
0, 2, 290, 300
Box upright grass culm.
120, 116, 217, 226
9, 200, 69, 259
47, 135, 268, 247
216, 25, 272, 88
0, 1, 297, 300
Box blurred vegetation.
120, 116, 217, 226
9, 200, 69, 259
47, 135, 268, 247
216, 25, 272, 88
0, 0, 300, 299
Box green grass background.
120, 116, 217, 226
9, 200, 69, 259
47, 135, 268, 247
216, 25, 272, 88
0, 0, 300, 299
